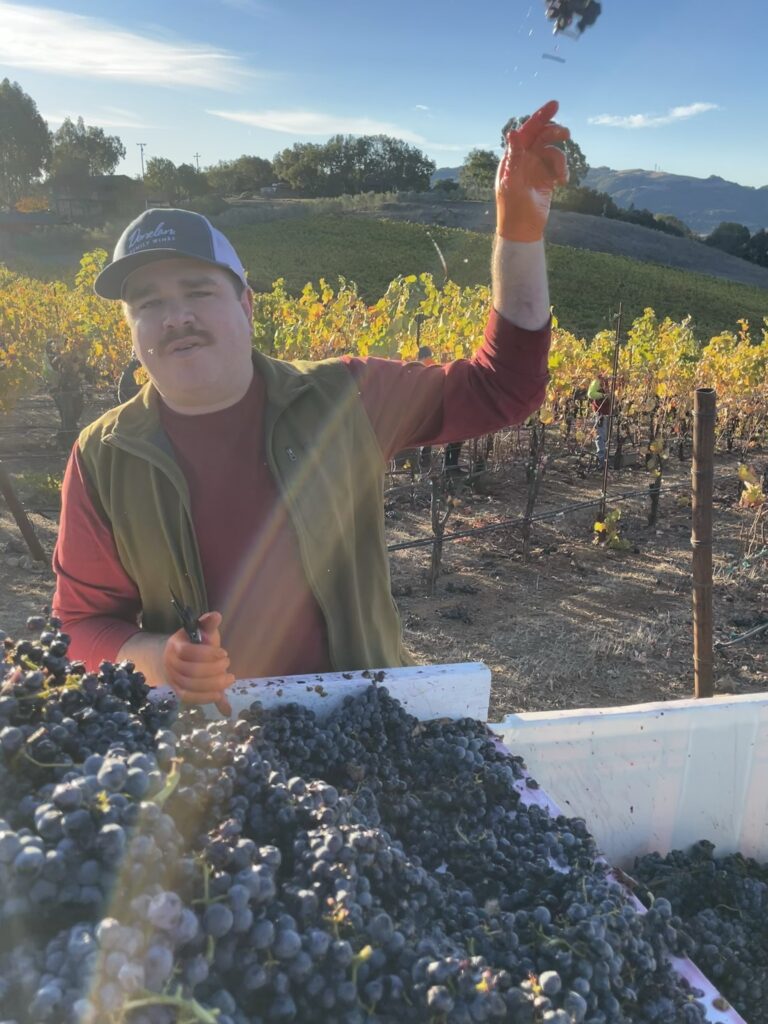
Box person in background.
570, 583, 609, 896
43, 339, 86, 449
52, 100, 569, 713
587, 373, 612, 471
443, 440, 465, 475
117, 353, 142, 405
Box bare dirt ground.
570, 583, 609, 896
386, 444, 768, 721
1, 396, 766, 722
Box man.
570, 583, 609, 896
117, 353, 142, 404
587, 373, 612, 470
53, 100, 568, 712
44, 339, 86, 449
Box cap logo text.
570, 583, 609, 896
127, 223, 176, 253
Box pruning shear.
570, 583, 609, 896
169, 586, 203, 644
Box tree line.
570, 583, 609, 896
1, 79, 585, 209
0, 79, 435, 207
704, 222, 768, 268
2, 78, 766, 271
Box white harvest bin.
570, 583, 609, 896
209, 662, 758, 1024
493, 692, 768, 867
224, 661, 492, 722
504, 746, 748, 1024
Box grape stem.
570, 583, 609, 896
196, 858, 217, 963
122, 991, 220, 1023
151, 758, 182, 807
19, 748, 72, 769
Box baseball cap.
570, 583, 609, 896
94, 208, 249, 300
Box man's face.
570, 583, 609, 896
122, 257, 254, 411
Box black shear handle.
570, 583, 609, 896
169, 588, 203, 644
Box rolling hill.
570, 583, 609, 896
361, 199, 768, 291
433, 166, 768, 236
222, 212, 768, 339
583, 167, 768, 236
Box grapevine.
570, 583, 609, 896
2, 257, 768, 462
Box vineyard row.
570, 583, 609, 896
2, 251, 768, 457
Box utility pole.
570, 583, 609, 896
193, 152, 201, 172
137, 142, 147, 179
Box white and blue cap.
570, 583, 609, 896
94, 207, 248, 300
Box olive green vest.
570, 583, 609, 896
77, 351, 412, 673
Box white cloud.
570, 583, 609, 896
208, 109, 487, 156
588, 102, 719, 129
103, 105, 145, 119
414, 104, 435, 122
208, 108, 428, 143
0, 1, 257, 89
218, 0, 271, 13
43, 111, 148, 129
425, 141, 489, 153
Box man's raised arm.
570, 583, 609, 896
492, 99, 569, 329
345, 100, 568, 457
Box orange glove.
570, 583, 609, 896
163, 611, 234, 715
496, 99, 570, 243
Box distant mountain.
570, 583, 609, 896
433, 165, 768, 236
583, 167, 768, 236
431, 166, 462, 183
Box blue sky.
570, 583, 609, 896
2, 0, 767, 187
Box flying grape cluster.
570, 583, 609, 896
0, 618, 717, 1023
634, 839, 768, 1023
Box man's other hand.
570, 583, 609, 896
163, 611, 234, 715
496, 99, 570, 243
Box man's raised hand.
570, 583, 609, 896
496, 99, 570, 244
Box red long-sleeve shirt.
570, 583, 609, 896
53, 310, 550, 678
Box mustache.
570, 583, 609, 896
160, 330, 210, 351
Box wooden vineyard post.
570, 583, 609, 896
598, 305, 623, 522
0, 461, 47, 563
691, 388, 716, 698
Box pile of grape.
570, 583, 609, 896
634, 840, 768, 1023
0, 618, 716, 1023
